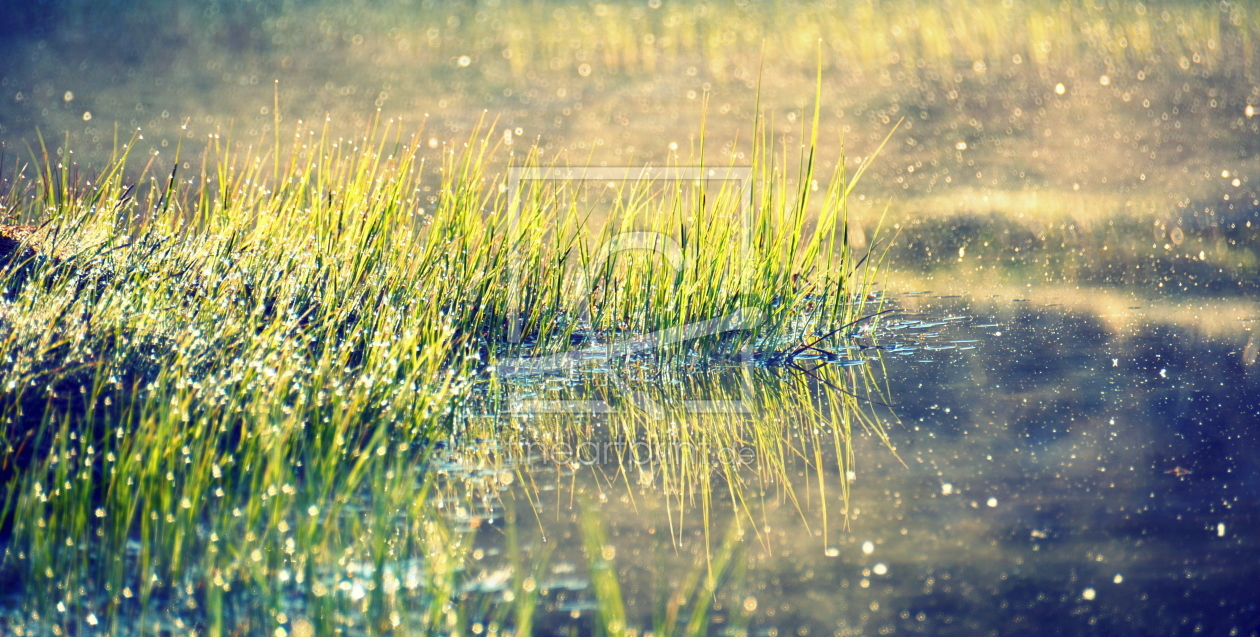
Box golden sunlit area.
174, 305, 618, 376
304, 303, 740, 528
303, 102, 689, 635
0, 1, 1258, 635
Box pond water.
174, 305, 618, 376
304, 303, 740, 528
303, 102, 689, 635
428, 293, 1260, 636
3, 1, 1260, 636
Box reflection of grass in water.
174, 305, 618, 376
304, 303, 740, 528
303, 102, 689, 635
0, 79, 891, 632
446, 356, 897, 635
577, 495, 747, 637
464, 358, 897, 545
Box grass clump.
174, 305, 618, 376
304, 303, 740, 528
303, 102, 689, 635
0, 95, 891, 633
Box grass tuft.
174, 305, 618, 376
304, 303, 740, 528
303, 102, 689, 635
0, 97, 892, 633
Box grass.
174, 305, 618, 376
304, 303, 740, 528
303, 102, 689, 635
8, 0, 1258, 302
4, 0, 1246, 633
8, 0, 1258, 291
0, 80, 894, 633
